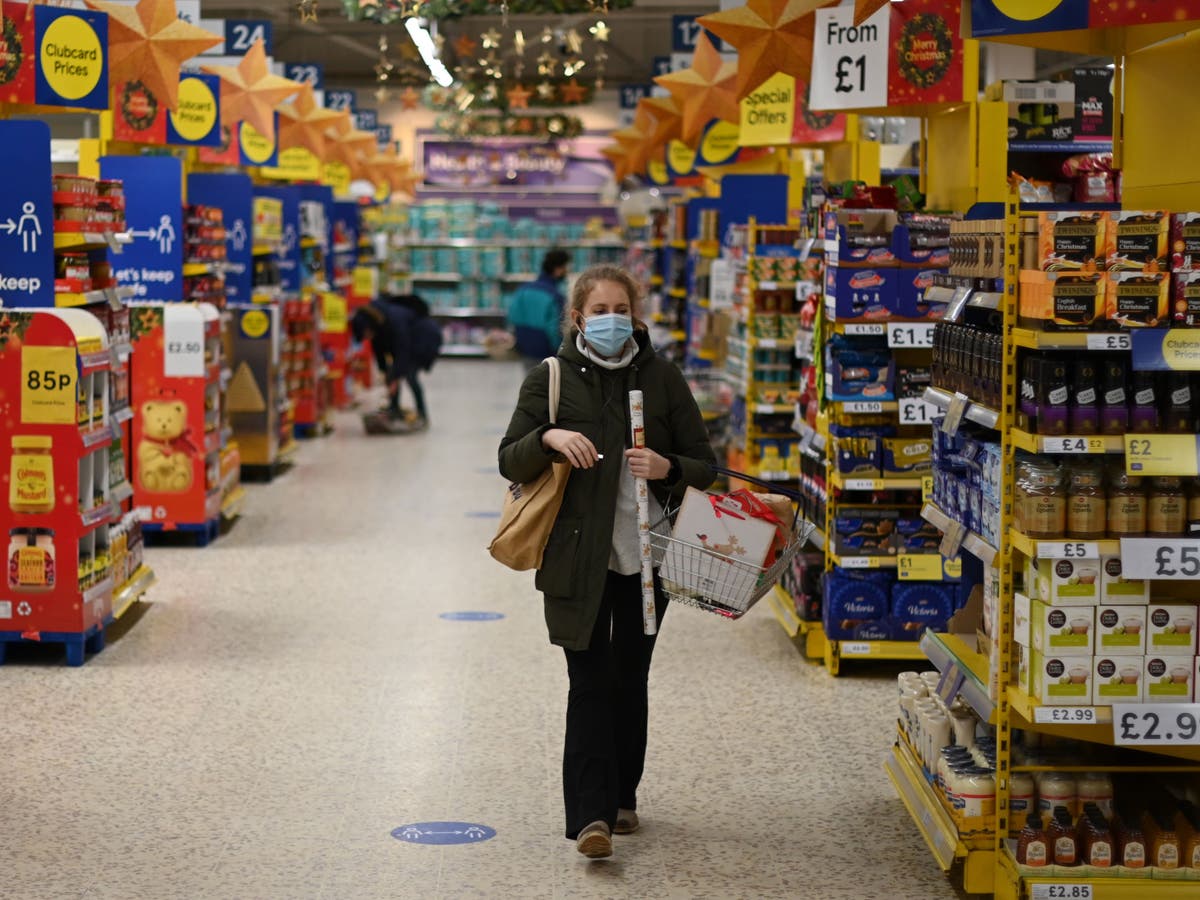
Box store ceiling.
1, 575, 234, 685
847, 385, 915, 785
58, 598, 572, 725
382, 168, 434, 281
196, 1, 713, 88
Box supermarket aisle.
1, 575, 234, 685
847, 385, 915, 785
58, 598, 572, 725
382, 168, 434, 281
3, 360, 956, 900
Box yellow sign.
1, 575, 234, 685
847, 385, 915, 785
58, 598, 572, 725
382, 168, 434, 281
40, 16, 103, 101
322, 162, 352, 197
241, 309, 270, 339
374, 179, 391, 203
261, 147, 321, 181
700, 121, 740, 165
239, 122, 276, 165
253, 196, 283, 243
21, 345, 77, 425
647, 157, 669, 185
170, 77, 218, 142
943, 556, 963, 580
1125, 434, 1200, 477
993, 0, 1066, 20
921, 475, 933, 504
321, 293, 348, 333
897, 553, 944, 582
352, 267, 377, 298
739, 71, 795, 148
1159, 331, 1200, 370
667, 140, 696, 176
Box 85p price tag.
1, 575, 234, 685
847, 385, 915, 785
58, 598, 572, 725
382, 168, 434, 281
20, 345, 76, 425
1030, 885, 1093, 900
1113, 704, 1200, 746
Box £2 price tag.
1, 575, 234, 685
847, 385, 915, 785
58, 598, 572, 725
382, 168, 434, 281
1113, 704, 1200, 746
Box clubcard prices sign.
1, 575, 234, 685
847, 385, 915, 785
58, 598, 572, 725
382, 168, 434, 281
0, 2, 108, 109
971, 0, 1200, 34
113, 73, 223, 147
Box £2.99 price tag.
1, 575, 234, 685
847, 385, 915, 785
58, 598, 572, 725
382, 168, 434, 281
809, 5, 889, 111
1113, 704, 1200, 746
1033, 706, 1098, 725
1030, 884, 1093, 900
20, 345, 77, 425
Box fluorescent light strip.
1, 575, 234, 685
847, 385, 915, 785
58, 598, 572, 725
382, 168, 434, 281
406, 18, 454, 88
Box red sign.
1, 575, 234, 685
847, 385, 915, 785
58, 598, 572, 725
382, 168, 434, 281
198, 124, 240, 165
793, 81, 847, 144
112, 79, 166, 144
888, 0, 964, 106
0, 2, 39, 105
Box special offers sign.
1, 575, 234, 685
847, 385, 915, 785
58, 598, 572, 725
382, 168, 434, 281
0, 2, 108, 109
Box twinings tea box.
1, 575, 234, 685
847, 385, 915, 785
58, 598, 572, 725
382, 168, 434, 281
1171, 270, 1200, 326
1039, 210, 1106, 271
1095, 605, 1148, 656
1106, 210, 1169, 272
1170, 212, 1200, 271
1031, 650, 1093, 705
1094, 656, 1143, 703
1144, 655, 1195, 703
1030, 599, 1095, 655
1147, 604, 1198, 655
1106, 271, 1170, 329
1100, 555, 1149, 603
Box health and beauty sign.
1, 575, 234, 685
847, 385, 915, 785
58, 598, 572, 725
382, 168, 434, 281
421, 138, 611, 190
100, 155, 183, 301
0, 3, 108, 109
0, 121, 55, 307
189, 173, 253, 302
969, 0, 1200, 35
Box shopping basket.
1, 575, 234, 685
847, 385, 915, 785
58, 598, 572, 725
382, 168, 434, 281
649, 466, 814, 620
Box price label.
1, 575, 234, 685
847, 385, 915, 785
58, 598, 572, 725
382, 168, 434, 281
838, 556, 874, 569
898, 554, 943, 582
755, 338, 781, 350
1033, 706, 1098, 725
1120, 538, 1200, 579
809, 5, 889, 111
1045, 436, 1107, 453
842, 401, 884, 414
887, 322, 935, 349
842, 322, 885, 336
1124, 434, 1200, 477
939, 522, 967, 558
794, 329, 815, 360
1113, 704, 1200, 746
921, 475, 934, 503
1030, 883, 1093, 900
1036, 541, 1099, 561
842, 478, 880, 491
943, 556, 962, 580
755, 404, 785, 415
163, 312, 205, 377
841, 642, 872, 656
900, 397, 938, 426
1086, 333, 1131, 351
20, 345, 77, 425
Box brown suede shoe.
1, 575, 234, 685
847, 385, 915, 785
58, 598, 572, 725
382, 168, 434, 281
575, 820, 613, 858
614, 809, 639, 835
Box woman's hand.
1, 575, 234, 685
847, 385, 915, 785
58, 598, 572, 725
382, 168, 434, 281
542, 428, 600, 468
625, 448, 670, 481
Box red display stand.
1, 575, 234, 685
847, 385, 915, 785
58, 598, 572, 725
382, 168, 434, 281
284, 295, 323, 436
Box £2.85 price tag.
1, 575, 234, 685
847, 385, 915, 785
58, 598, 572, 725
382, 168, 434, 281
1030, 884, 1093, 900
1113, 704, 1200, 746
20, 345, 76, 425
809, 5, 889, 111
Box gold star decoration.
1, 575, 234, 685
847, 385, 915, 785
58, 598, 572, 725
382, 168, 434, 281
654, 32, 740, 144
202, 38, 301, 141
513, 29, 526, 56
278, 82, 341, 158
540, 26, 555, 43
854, 0, 890, 25
610, 124, 649, 175
400, 87, 421, 110
506, 83, 532, 109
326, 128, 376, 179
297, 0, 318, 23
481, 28, 502, 50
85, 0, 222, 110
536, 81, 556, 101
563, 58, 586, 77
559, 79, 587, 104
601, 143, 630, 180
453, 34, 478, 58
638, 95, 683, 156
374, 86, 390, 103
699, 0, 822, 100
589, 20, 610, 42
537, 52, 556, 77
565, 28, 583, 54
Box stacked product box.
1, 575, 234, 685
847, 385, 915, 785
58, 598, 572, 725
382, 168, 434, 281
823, 568, 964, 641
929, 422, 1004, 549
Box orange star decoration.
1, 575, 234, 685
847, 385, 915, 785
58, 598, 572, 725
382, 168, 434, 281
399, 87, 421, 110
326, 128, 377, 179
392, 163, 422, 198
699, 0, 824, 100
559, 80, 587, 104
654, 33, 739, 144
506, 84, 532, 110
636, 95, 682, 157
611, 124, 650, 176
278, 83, 342, 158
854, 0, 890, 25
202, 38, 301, 142
453, 34, 478, 58
601, 143, 630, 181
85, 0, 222, 110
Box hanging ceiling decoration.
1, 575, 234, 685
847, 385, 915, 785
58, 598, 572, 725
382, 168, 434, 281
699, 0, 824, 100
202, 38, 302, 141
340, 0, 634, 26
653, 32, 739, 144
853, 0, 889, 25
278, 82, 343, 156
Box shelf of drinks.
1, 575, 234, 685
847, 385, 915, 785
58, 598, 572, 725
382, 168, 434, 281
430, 307, 506, 318
1008, 530, 1123, 560
920, 630, 997, 724
830, 471, 926, 492
920, 502, 1000, 566
1011, 430, 1127, 455
111, 565, 156, 621
996, 844, 1200, 900
923, 387, 1002, 431
1012, 328, 1133, 352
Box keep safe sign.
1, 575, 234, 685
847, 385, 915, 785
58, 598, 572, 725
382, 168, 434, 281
35, 5, 108, 110
100, 155, 184, 301
0, 121, 55, 307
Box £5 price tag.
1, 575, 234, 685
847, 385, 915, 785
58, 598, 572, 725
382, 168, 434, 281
1119, 538, 1200, 580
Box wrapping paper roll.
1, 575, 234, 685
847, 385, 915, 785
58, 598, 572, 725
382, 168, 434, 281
628, 390, 657, 636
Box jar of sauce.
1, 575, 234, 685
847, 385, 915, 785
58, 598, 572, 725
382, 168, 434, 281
1048, 806, 1078, 866
7, 528, 56, 591
1017, 813, 1049, 867
1009, 773, 1036, 838
9, 435, 55, 514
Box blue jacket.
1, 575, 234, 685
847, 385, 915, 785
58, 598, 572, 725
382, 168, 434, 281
506, 274, 565, 360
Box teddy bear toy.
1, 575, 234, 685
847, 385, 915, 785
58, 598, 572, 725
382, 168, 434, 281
137, 399, 194, 493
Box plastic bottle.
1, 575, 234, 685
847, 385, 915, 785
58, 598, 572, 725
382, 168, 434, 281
1076, 773, 1114, 819
1009, 772, 1037, 838
1048, 806, 1078, 866
1016, 812, 1049, 867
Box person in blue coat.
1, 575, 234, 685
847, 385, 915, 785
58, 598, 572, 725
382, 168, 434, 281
351, 294, 442, 428
506, 249, 570, 370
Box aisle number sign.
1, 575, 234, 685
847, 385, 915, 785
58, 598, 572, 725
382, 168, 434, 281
20, 345, 76, 425
0, 121, 55, 307
809, 6, 889, 111
739, 72, 795, 147
1124, 434, 1200, 478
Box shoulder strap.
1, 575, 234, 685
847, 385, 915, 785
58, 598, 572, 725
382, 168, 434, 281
545, 356, 561, 424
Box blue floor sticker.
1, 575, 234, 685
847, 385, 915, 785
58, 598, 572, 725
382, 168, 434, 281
392, 822, 496, 845
465, 510, 501, 519
440, 611, 505, 622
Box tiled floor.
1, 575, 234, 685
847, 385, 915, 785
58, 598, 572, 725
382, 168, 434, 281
2, 360, 960, 900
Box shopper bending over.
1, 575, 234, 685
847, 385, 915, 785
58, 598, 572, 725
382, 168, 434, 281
498, 264, 716, 859
506, 248, 570, 370
350, 294, 441, 429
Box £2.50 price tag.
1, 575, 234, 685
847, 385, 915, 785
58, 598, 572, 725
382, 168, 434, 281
809, 5, 889, 111
1113, 704, 1200, 746
20, 345, 77, 425
1030, 884, 1093, 900
1120, 538, 1200, 580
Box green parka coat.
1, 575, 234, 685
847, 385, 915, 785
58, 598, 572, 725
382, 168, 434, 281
498, 331, 717, 650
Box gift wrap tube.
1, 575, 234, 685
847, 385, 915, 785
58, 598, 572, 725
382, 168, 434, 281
629, 390, 657, 636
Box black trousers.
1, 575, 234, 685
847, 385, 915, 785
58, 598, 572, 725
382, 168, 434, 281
562, 570, 668, 840
387, 370, 427, 420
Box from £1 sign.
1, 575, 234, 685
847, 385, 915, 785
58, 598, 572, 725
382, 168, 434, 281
99, 155, 183, 301
0, 121, 55, 307
809, 5, 889, 111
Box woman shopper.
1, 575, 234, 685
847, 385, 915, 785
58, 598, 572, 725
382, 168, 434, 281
498, 264, 716, 859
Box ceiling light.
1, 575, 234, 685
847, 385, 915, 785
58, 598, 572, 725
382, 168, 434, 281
405, 18, 454, 88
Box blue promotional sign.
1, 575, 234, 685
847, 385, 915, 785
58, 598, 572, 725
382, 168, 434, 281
35, 6, 109, 110
325, 89, 356, 112
297, 183, 334, 282
969, 0, 1088, 37
652, 56, 673, 78
391, 823, 496, 845
331, 201, 360, 257
100, 155, 183, 301
284, 62, 323, 88
671, 14, 702, 51
619, 84, 651, 109
1131, 329, 1200, 371
375, 124, 393, 148
0, 122, 54, 307
354, 109, 378, 130
188, 173, 253, 302
238, 118, 279, 168
439, 612, 505, 621
255, 186, 301, 292
224, 19, 272, 54
166, 73, 223, 147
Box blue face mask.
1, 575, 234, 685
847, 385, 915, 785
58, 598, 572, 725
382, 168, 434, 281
582, 313, 633, 357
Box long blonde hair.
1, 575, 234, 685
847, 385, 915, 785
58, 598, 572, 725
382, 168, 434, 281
561, 264, 648, 337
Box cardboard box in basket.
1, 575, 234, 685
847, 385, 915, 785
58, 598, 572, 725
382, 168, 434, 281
660, 487, 778, 606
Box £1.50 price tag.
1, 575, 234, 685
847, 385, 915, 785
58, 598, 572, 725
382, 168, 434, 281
1030, 884, 1093, 900
1113, 704, 1200, 746
809, 5, 890, 111
887, 322, 935, 349
842, 400, 885, 414
20, 345, 77, 425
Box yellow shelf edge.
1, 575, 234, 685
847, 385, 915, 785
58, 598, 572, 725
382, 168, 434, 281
1009, 529, 1122, 559
765, 584, 802, 639
1010, 429, 1126, 455
831, 471, 925, 491
830, 553, 898, 570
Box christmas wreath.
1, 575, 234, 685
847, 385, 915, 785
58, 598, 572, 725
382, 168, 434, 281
0, 15, 23, 85
895, 13, 953, 90
121, 80, 159, 131
801, 82, 836, 131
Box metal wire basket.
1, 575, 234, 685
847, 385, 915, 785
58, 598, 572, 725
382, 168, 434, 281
649, 467, 814, 619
